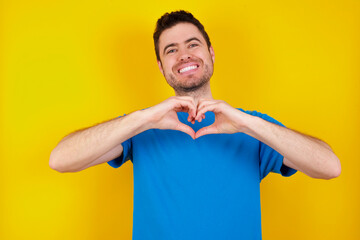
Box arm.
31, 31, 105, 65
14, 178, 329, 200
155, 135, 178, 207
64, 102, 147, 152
194, 99, 341, 180
49, 110, 148, 173
49, 96, 197, 173
244, 117, 341, 179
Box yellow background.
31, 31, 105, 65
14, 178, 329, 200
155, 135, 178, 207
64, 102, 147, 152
1, 0, 359, 239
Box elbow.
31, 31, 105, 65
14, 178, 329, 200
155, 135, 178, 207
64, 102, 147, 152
307, 155, 341, 180
49, 164, 67, 173
322, 156, 342, 180
49, 151, 66, 173
49, 161, 64, 173
329, 157, 341, 179
49, 150, 76, 173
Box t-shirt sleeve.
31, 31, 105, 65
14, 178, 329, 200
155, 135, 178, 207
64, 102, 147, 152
241, 109, 297, 180
107, 115, 133, 168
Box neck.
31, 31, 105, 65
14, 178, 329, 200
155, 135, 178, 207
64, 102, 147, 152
174, 82, 213, 105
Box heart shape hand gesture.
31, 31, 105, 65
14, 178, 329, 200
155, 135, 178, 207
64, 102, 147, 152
144, 96, 251, 139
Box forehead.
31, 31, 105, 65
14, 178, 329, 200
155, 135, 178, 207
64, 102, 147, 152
158, 23, 205, 50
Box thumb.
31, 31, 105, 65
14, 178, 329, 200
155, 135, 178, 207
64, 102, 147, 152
174, 123, 196, 139
195, 125, 219, 139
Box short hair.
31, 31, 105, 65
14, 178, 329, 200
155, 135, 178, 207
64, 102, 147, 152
153, 10, 212, 61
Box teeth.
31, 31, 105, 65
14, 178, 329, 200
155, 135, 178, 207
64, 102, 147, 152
179, 65, 198, 73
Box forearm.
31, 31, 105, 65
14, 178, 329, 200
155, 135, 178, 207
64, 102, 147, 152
49, 110, 150, 172
243, 115, 341, 179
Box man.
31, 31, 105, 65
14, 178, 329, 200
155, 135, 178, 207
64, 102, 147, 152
49, 10, 341, 239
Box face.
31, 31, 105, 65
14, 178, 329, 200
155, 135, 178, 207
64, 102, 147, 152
157, 23, 215, 93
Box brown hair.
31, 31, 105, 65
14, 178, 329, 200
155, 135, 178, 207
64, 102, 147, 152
153, 10, 212, 61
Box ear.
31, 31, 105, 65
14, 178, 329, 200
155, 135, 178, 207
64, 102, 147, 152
157, 60, 164, 75
209, 46, 215, 63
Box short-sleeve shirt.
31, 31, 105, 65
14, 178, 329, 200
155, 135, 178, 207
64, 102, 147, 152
108, 108, 297, 240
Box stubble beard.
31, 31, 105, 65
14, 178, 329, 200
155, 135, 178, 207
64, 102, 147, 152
165, 63, 213, 94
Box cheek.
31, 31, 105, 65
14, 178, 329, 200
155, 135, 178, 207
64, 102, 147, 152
204, 53, 214, 65
194, 51, 209, 63
163, 59, 176, 72
164, 64, 172, 74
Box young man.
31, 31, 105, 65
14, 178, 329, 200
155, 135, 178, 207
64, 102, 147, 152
49, 10, 341, 239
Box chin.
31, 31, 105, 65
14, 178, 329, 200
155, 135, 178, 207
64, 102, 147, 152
165, 71, 211, 91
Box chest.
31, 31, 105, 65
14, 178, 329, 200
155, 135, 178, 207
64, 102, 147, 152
132, 129, 261, 183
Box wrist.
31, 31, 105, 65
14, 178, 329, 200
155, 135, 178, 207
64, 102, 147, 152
237, 113, 259, 135
122, 109, 153, 135
133, 108, 157, 131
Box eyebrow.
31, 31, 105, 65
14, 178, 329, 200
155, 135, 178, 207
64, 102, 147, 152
163, 37, 202, 55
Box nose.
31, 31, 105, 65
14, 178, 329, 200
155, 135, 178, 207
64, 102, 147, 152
178, 48, 191, 61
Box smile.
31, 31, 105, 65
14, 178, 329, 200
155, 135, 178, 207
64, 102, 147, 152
178, 64, 199, 73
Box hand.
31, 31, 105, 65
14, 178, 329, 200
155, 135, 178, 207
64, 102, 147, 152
144, 96, 197, 139
194, 99, 251, 139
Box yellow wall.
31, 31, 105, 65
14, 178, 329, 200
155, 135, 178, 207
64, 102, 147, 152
1, 0, 359, 239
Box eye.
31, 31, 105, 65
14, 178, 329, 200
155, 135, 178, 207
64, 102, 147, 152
167, 49, 176, 54
189, 43, 199, 48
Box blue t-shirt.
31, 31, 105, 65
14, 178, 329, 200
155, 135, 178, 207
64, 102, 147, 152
108, 109, 297, 240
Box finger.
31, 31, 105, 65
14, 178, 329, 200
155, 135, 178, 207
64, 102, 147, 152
195, 103, 218, 122
197, 98, 212, 104
175, 106, 194, 123
175, 123, 196, 139
175, 96, 196, 112
173, 100, 194, 112
196, 101, 219, 119
198, 114, 205, 122
195, 125, 219, 139
176, 96, 195, 103
172, 99, 197, 119
187, 112, 193, 122
197, 99, 216, 113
